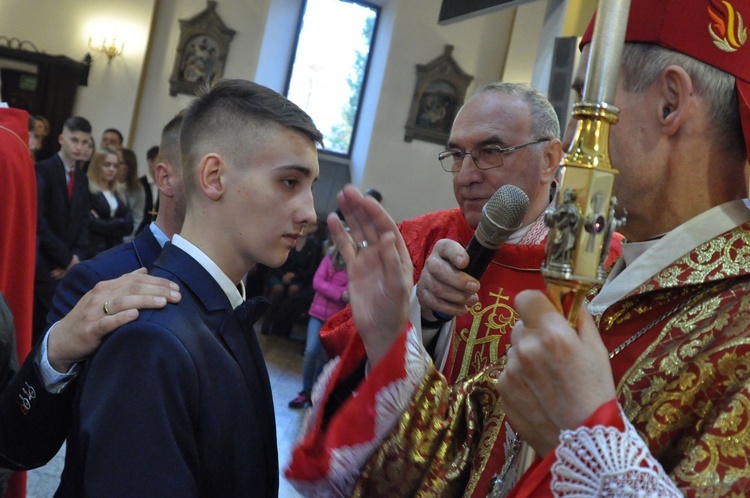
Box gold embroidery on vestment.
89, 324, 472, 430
450, 288, 517, 382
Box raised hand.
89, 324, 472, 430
328, 185, 413, 366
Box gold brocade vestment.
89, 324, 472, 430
358, 220, 750, 497
287, 207, 621, 496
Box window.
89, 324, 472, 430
285, 0, 379, 157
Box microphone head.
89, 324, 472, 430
475, 185, 530, 250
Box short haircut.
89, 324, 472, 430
103, 128, 124, 144
180, 79, 323, 197
119, 148, 140, 190
620, 43, 745, 162
63, 116, 92, 135
472, 82, 561, 141
146, 145, 160, 161
160, 113, 183, 173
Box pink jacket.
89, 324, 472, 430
308, 254, 348, 322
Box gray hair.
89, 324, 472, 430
473, 82, 561, 140
620, 43, 744, 160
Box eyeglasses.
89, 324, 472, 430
438, 138, 551, 173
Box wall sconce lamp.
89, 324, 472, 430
88, 34, 124, 62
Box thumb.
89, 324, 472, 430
575, 305, 606, 351
435, 239, 470, 271
514, 289, 561, 328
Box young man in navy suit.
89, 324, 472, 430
0, 115, 186, 470
33, 116, 93, 343
47, 114, 186, 332
56, 79, 324, 497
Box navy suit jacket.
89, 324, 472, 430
56, 243, 278, 497
86, 190, 134, 258
0, 228, 162, 470
48, 227, 162, 327
35, 154, 90, 270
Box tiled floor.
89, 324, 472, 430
27, 324, 312, 498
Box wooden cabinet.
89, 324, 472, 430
0, 42, 91, 154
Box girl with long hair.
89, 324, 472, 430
86, 149, 133, 257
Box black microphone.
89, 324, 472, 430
433, 185, 530, 321
463, 184, 530, 277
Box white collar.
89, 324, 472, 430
57, 151, 75, 170
148, 222, 170, 248
171, 234, 243, 309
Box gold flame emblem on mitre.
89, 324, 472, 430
709, 0, 748, 52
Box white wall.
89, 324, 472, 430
131, 0, 273, 164
0, 0, 154, 150
503, 0, 547, 84
359, 1, 518, 223
4, 0, 573, 225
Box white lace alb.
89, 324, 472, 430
550, 406, 682, 497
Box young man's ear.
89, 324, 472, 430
196, 153, 225, 201
155, 162, 174, 197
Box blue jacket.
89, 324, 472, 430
47, 227, 162, 327
56, 243, 278, 497
0, 228, 162, 470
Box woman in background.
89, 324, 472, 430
32, 115, 54, 161
86, 149, 133, 257
117, 148, 145, 241
288, 241, 348, 409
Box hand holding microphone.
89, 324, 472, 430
423, 185, 530, 322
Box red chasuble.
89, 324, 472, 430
321, 207, 549, 384
292, 207, 621, 497
0, 107, 36, 498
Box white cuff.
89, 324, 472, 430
409, 285, 453, 371
551, 405, 682, 497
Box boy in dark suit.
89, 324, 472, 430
33, 116, 93, 343
0, 114, 187, 472
57, 79, 324, 497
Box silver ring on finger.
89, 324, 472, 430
355, 240, 369, 250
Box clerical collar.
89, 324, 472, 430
506, 219, 534, 244
620, 236, 663, 268
171, 234, 243, 309
590, 199, 750, 315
